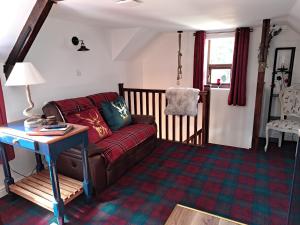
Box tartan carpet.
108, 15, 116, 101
0, 141, 295, 225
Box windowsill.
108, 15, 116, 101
209, 84, 230, 89
210, 87, 230, 91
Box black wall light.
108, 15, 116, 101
71, 36, 90, 51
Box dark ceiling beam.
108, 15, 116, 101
251, 19, 271, 150
3, 0, 62, 79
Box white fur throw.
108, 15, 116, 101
165, 87, 200, 116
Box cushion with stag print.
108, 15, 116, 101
101, 96, 132, 131
65, 107, 112, 143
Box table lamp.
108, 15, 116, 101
5, 62, 46, 128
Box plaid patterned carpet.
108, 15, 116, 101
0, 140, 295, 225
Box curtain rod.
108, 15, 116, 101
193, 28, 253, 36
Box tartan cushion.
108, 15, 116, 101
55, 97, 94, 117
54, 98, 112, 143
87, 92, 119, 112
66, 107, 112, 144
96, 124, 156, 163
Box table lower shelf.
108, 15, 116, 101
9, 170, 83, 212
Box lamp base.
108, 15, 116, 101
24, 117, 44, 128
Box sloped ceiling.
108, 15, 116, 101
287, 0, 300, 33
0, 0, 36, 61
1, 0, 300, 62
111, 28, 158, 60
51, 0, 298, 30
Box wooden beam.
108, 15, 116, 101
251, 19, 271, 150
3, 0, 60, 79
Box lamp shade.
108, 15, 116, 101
5, 62, 45, 86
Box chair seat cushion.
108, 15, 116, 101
96, 124, 156, 164
267, 119, 300, 132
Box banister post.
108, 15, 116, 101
118, 83, 124, 97
202, 85, 210, 145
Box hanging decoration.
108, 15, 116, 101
177, 31, 183, 85
258, 24, 282, 70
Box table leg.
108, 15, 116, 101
47, 158, 64, 225
0, 143, 14, 193
35, 153, 44, 172
81, 143, 92, 200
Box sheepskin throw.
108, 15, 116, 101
165, 87, 200, 116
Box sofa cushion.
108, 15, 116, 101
101, 96, 132, 131
87, 92, 119, 113
54, 98, 112, 143
55, 97, 94, 117
66, 107, 112, 143
96, 124, 156, 164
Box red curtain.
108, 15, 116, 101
0, 79, 15, 162
228, 27, 250, 106
193, 31, 206, 91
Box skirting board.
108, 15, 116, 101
0, 175, 24, 198
0, 186, 7, 198
0, 170, 36, 198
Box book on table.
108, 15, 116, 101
26, 124, 74, 136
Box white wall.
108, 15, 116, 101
0, 15, 127, 197
125, 29, 261, 149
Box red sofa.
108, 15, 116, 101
42, 92, 157, 193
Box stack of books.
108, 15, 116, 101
26, 124, 73, 136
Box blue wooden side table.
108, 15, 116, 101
0, 120, 92, 224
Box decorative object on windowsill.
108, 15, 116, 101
5, 62, 46, 128
72, 36, 90, 51
177, 31, 183, 85
216, 78, 221, 88
258, 24, 282, 69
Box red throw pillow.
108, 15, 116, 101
65, 107, 112, 143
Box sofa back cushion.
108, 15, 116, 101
87, 92, 119, 113
55, 97, 94, 117
54, 97, 112, 143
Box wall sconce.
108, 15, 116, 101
71, 36, 90, 51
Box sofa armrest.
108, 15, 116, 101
131, 115, 155, 125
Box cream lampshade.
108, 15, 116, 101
6, 62, 46, 128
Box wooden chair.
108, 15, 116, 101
265, 86, 300, 153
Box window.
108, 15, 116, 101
207, 37, 234, 87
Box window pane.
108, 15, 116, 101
211, 69, 231, 83
209, 38, 234, 64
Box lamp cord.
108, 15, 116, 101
10, 166, 36, 178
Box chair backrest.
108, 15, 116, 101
279, 86, 300, 119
